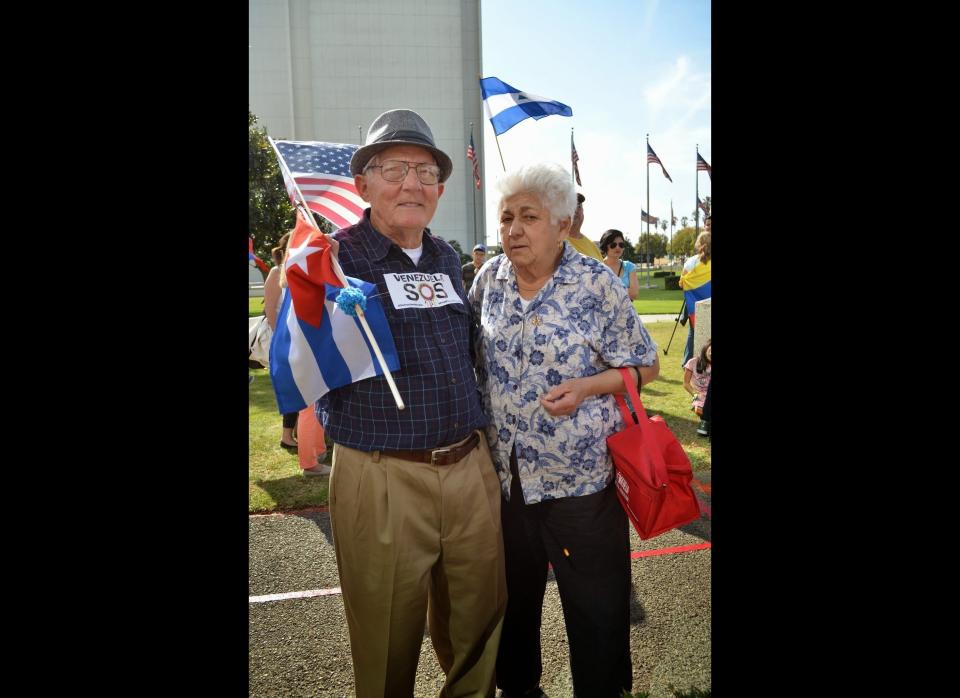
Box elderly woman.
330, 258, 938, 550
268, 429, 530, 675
600, 228, 639, 300
467, 163, 660, 697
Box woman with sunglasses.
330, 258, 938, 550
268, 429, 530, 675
599, 229, 639, 300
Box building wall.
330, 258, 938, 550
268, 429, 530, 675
249, 0, 486, 249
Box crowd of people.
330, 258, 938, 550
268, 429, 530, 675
259, 108, 710, 697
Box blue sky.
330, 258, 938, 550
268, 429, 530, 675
479, 0, 711, 247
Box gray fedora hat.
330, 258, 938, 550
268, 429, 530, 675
350, 109, 453, 183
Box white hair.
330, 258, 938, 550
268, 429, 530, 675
495, 162, 577, 225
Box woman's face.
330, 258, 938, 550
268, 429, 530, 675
606, 237, 625, 259
499, 191, 570, 275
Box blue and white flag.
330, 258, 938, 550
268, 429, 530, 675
269, 211, 400, 414
480, 77, 573, 136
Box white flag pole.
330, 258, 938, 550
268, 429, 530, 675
481, 93, 507, 171
268, 137, 405, 411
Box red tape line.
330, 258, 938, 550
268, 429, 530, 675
630, 542, 711, 559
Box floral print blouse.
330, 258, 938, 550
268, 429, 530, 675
468, 243, 658, 504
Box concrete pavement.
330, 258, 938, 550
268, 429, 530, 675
249, 472, 711, 697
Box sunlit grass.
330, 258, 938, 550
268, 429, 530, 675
248, 319, 708, 513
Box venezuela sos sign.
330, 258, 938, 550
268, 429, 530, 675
383, 272, 464, 309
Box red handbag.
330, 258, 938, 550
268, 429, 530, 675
607, 367, 701, 540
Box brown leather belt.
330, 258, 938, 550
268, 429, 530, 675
380, 432, 480, 466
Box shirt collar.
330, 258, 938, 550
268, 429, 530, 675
356, 208, 438, 264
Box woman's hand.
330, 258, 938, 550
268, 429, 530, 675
539, 379, 589, 416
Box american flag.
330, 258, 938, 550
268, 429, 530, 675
697, 152, 712, 180
641, 209, 658, 225
571, 132, 582, 186
671, 201, 676, 227
467, 132, 481, 189
272, 140, 366, 230
647, 142, 672, 182
697, 197, 710, 215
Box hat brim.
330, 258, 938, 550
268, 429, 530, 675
350, 141, 453, 183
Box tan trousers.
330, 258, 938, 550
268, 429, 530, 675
329, 432, 507, 698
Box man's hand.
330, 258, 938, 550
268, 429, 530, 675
324, 234, 340, 257
539, 379, 588, 417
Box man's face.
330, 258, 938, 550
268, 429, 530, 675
355, 144, 444, 239
472, 250, 485, 266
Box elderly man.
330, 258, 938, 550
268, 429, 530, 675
565, 192, 603, 261
319, 109, 506, 698
462, 243, 486, 292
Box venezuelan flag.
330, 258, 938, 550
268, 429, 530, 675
679, 260, 711, 327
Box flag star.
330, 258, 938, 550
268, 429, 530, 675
285, 231, 326, 277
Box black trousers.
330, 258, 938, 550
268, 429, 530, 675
496, 449, 632, 697
282, 412, 298, 429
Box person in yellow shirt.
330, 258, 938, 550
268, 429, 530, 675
565, 192, 603, 260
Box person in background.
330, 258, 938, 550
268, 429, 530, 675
462, 243, 487, 292
684, 338, 712, 435
565, 192, 603, 261
698, 379, 711, 437
469, 161, 660, 698
263, 232, 298, 453
599, 228, 639, 301
320, 108, 506, 697
680, 220, 711, 367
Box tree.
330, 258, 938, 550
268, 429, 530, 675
620, 238, 638, 263
660, 219, 668, 235
681, 216, 688, 229
637, 232, 667, 259
691, 196, 712, 224
670, 227, 697, 257
447, 239, 470, 266
249, 110, 296, 264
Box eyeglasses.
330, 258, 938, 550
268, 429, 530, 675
365, 159, 442, 185
608, 241, 626, 249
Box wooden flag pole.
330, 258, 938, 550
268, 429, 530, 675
268, 137, 405, 410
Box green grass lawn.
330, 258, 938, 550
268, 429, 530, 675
249, 368, 330, 512
249, 318, 709, 513
250, 296, 266, 317
632, 270, 685, 315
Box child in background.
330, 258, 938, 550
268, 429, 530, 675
684, 339, 712, 434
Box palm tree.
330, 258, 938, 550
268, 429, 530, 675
681, 216, 688, 229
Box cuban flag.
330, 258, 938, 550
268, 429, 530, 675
480, 77, 573, 136
249, 237, 270, 274
269, 210, 400, 414
679, 259, 711, 328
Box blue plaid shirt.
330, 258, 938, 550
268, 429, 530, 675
316, 210, 487, 450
